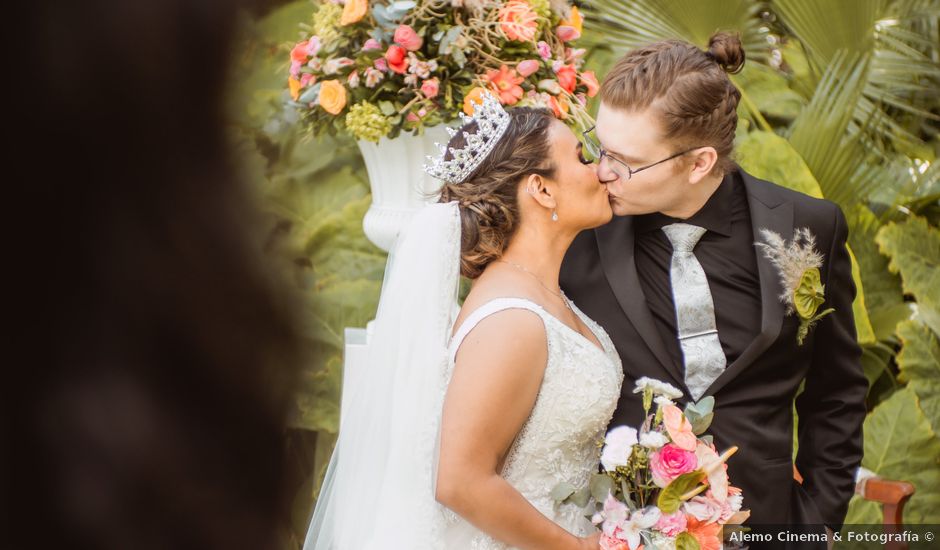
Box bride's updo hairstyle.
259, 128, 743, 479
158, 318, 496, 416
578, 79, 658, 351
438, 107, 556, 279
599, 31, 745, 175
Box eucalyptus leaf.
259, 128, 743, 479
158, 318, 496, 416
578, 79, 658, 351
589, 474, 615, 502
570, 486, 592, 508
551, 481, 577, 503
299, 83, 321, 104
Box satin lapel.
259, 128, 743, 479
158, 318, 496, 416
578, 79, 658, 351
594, 216, 686, 389
702, 173, 793, 398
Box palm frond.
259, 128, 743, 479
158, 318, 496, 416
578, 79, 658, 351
583, 0, 770, 61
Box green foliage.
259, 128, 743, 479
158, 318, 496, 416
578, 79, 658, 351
657, 471, 707, 514
844, 387, 940, 525
876, 216, 940, 337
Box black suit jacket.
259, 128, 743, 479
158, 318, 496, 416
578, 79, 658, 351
560, 169, 867, 533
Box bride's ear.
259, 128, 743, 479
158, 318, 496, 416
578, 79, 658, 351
523, 173, 557, 210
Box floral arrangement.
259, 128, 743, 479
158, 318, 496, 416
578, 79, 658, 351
286, 0, 599, 142
756, 228, 834, 345
553, 378, 750, 550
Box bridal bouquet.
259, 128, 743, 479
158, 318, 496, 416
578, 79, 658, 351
553, 378, 750, 550
286, 0, 599, 142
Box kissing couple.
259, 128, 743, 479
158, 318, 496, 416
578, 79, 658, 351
307, 32, 868, 550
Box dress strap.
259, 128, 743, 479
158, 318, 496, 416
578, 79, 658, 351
448, 298, 547, 365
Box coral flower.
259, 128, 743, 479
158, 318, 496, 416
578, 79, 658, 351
421, 77, 440, 98
340, 0, 368, 25
385, 45, 409, 74
291, 40, 311, 63
463, 86, 489, 115
546, 94, 569, 119
486, 65, 525, 105
581, 70, 600, 97
685, 516, 722, 550
554, 63, 577, 93
498, 0, 539, 42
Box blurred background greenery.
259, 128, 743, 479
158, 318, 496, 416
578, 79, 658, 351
230, 0, 939, 546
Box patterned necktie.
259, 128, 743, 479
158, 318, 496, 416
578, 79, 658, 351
662, 223, 727, 401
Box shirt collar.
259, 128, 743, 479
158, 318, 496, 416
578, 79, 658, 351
635, 172, 735, 237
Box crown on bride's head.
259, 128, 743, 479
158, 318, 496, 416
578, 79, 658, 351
424, 92, 511, 184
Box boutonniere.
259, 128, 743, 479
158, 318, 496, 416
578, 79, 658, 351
755, 228, 835, 345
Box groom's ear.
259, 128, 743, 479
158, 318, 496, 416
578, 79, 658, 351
688, 147, 719, 184
523, 174, 557, 209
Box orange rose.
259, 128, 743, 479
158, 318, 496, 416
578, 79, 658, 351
463, 86, 489, 115
288, 76, 302, 101
318, 80, 348, 114
341, 0, 368, 25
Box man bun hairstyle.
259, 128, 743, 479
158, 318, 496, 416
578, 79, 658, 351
599, 31, 746, 175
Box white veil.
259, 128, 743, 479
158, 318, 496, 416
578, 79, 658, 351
304, 201, 461, 549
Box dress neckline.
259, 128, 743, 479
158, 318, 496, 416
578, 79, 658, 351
452, 296, 607, 356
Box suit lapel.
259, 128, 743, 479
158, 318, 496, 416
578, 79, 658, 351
594, 216, 687, 389
702, 171, 793, 398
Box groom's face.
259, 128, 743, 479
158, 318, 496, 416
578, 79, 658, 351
593, 103, 690, 216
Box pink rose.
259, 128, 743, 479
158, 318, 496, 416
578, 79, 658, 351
300, 73, 316, 87
290, 60, 302, 77
421, 77, 440, 98
374, 57, 388, 72
393, 24, 423, 51
537, 40, 552, 60
362, 38, 382, 51
655, 510, 688, 537
384, 45, 408, 74
649, 443, 698, 488
516, 59, 540, 77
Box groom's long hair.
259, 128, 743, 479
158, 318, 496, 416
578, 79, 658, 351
600, 32, 745, 175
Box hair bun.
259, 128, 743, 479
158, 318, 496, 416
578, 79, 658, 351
707, 32, 745, 74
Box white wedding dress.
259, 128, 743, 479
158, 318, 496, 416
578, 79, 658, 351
442, 297, 624, 549
305, 203, 624, 549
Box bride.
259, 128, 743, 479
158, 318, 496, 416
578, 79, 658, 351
305, 93, 623, 550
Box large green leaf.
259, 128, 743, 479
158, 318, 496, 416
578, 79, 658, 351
843, 387, 940, 525
736, 130, 875, 344
896, 320, 940, 437
876, 216, 940, 338
846, 204, 904, 319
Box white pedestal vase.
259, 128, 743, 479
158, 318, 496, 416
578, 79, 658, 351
358, 125, 451, 253
343, 125, 452, 387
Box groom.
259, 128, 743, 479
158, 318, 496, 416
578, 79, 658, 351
560, 36, 868, 544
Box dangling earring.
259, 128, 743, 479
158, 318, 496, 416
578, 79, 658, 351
551, 210, 558, 222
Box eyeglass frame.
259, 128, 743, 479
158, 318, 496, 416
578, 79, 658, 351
581, 125, 703, 179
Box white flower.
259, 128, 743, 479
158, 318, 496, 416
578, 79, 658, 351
616, 506, 662, 550
683, 496, 723, 523
654, 395, 675, 408
323, 57, 355, 75
633, 377, 684, 400
728, 493, 743, 512
639, 430, 668, 449
647, 532, 677, 550
363, 68, 384, 88
600, 426, 637, 471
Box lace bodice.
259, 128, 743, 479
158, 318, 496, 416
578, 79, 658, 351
442, 297, 624, 549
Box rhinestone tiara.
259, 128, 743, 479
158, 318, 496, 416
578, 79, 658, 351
423, 91, 511, 183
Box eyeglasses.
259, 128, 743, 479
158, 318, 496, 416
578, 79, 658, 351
581, 125, 702, 180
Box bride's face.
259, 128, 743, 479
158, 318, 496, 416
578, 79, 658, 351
543, 120, 612, 229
